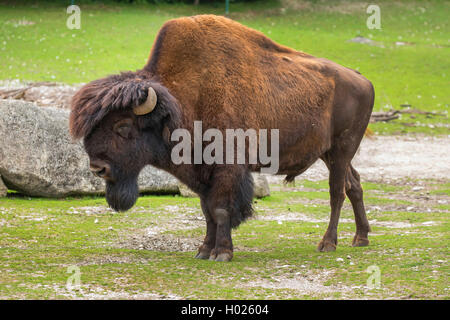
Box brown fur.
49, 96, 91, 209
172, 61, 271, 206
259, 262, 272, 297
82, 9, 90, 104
70, 15, 375, 262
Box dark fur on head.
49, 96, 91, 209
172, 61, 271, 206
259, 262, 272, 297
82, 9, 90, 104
70, 72, 182, 212
69, 72, 181, 141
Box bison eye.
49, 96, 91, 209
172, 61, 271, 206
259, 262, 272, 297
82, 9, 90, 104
113, 119, 133, 139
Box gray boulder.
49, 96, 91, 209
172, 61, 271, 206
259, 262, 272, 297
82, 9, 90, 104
0, 99, 178, 197
178, 182, 198, 198
0, 175, 7, 197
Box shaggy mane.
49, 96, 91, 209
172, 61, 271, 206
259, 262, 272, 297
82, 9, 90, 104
69, 72, 154, 139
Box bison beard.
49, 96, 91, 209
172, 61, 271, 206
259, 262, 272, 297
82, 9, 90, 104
105, 177, 139, 212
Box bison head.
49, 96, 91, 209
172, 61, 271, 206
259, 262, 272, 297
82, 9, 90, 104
69, 73, 181, 212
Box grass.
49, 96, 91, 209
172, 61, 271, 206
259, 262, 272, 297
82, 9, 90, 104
0, 0, 448, 135
0, 179, 448, 299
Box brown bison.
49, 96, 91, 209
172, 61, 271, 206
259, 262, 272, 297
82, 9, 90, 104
70, 15, 374, 262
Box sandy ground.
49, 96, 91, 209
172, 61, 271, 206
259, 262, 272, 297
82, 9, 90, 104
266, 135, 450, 184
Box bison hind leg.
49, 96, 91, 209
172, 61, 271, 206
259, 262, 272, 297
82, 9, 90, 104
345, 164, 371, 247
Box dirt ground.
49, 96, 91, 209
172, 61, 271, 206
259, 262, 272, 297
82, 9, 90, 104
266, 135, 450, 184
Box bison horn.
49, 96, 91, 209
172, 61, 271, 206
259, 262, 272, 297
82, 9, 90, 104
133, 87, 157, 115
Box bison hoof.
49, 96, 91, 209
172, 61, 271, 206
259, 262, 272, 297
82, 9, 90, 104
214, 253, 233, 262
209, 251, 233, 262
194, 251, 211, 260
352, 235, 369, 247
317, 239, 337, 252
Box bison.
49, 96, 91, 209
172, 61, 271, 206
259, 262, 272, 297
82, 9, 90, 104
70, 15, 374, 262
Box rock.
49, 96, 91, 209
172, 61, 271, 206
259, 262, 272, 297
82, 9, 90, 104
178, 183, 198, 198
348, 36, 374, 44
253, 173, 270, 198
178, 173, 270, 198
0, 99, 179, 197
138, 166, 179, 194
0, 99, 270, 199
347, 36, 384, 48
0, 175, 7, 197
0, 82, 79, 110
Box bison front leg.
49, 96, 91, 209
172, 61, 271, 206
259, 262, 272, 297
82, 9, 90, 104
197, 167, 253, 262
195, 198, 217, 259
195, 199, 235, 262
195, 202, 234, 262
209, 208, 234, 262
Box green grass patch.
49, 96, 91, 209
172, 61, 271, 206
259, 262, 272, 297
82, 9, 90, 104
1, 178, 448, 299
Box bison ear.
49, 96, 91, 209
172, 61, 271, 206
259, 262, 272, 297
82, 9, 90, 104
133, 87, 157, 115
134, 82, 182, 144
162, 125, 171, 144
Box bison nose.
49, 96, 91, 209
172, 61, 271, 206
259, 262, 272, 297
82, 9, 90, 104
89, 161, 111, 179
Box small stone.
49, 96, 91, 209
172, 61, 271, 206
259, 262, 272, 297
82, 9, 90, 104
336, 258, 344, 262
252, 173, 270, 198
